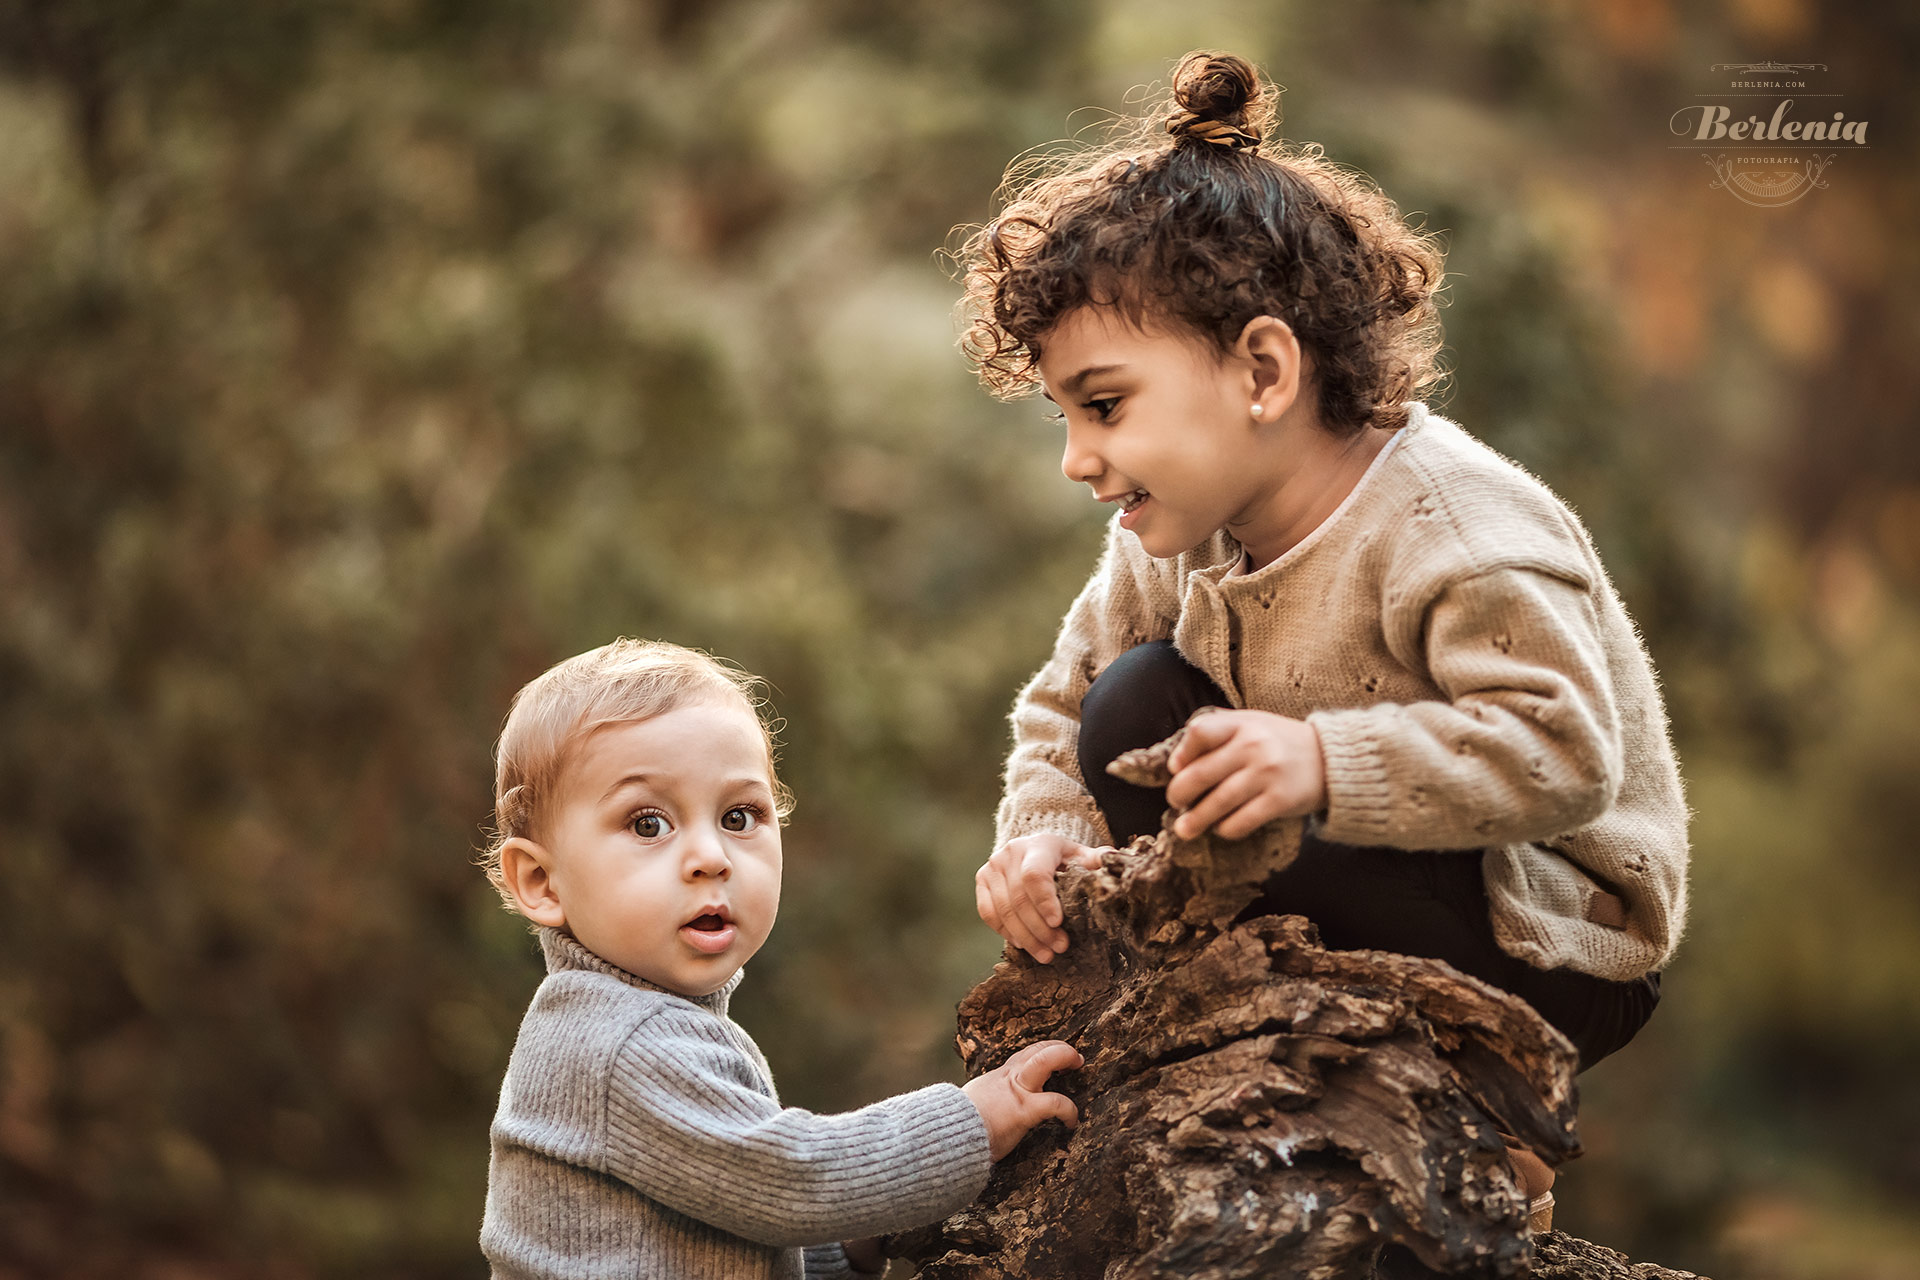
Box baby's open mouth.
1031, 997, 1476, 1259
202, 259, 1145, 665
1117, 489, 1148, 514
681, 909, 737, 954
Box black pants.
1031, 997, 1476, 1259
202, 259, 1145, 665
1079, 641, 1659, 1072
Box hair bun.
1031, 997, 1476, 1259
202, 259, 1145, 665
1165, 51, 1263, 151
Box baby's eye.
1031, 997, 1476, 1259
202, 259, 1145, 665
631, 812, 671, 839
1045, 409, 1065, 423
720, 806, 761, 833
1084, 397, 1120, 421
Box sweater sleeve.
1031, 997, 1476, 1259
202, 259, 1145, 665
997, 518, 1182, 850
803, 1242, 855, 1278
1308, 566, 1623, 850
601, 1008, 991, 1248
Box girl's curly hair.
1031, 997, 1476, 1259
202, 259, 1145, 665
957, 51, 1446, 435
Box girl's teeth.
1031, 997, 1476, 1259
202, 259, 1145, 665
1121, 491, 1147, 513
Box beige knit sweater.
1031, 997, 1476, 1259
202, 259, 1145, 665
998, 404, 1688, 981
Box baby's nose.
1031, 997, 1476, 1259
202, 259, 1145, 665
684, 836, 732, 878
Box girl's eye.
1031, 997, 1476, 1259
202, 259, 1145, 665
631, 812, 670, 839
720, 806, 761, 833
1045, 409, 1065, 423
1084, 397, 1120, 421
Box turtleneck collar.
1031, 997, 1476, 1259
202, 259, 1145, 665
537, 926, 743, 1014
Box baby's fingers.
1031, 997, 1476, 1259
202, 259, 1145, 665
1027, 1088, 1080, 1132
1007, 1039, 1084, 1092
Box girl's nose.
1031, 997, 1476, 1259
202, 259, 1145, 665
1061, 427, 1102, 484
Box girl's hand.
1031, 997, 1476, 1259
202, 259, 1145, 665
961, 1040, 1083, 1160
1165, 710, 1327, 840
975, 834, 1108, 962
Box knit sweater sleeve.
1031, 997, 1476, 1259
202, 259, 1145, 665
602, 1006, 991, 1249
803, 1242, 855, 1278
997, 518, 1183, 849
1308, 566, 1623, 849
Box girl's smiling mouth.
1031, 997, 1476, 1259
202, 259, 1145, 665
1098, 488, 1149, 514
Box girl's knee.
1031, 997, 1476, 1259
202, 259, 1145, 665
1080, 641, 1227, 766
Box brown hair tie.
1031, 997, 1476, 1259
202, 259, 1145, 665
1165, 111, 1261, 151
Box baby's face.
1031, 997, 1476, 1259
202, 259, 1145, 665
541, 699, 782, 997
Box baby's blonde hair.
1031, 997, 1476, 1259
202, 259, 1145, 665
480, 638, 793, 909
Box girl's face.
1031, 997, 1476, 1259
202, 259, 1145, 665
539, 699, 783, 996
1036, 305, 1276, 559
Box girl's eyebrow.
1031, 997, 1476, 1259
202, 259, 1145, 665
1061, 363, 1127, 396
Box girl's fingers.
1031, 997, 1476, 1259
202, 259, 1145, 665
1016, 845, 1067, 929
1165, 740, 1242, 812
974, 873, 998, 929
1213, 789, 1289, 840
1000, 868, 1063, 961
1011, 846, 1070, 954
980, 863, 1043, 956
1167, 714, 1234, 772
979, 839, 1084, 961
1173, 770, 1265, 840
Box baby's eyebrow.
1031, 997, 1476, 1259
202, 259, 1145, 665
599, 772, 654, 803
598, 773, 773, 804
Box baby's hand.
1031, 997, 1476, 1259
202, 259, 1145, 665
961, 1040, 1083, 1160
975, 834, 1108, 963
1165, 710, 1327, 840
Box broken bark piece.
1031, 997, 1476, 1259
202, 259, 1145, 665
1529, 1231, 1711, 1279
893, 785, 1587, 1278
1104, 705, 1224, 789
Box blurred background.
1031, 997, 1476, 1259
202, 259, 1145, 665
2, 0, 1916, 1276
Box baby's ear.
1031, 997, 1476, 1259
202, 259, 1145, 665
500, 837, 567, 928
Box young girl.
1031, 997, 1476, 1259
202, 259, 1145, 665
964, 52, 1687, 1243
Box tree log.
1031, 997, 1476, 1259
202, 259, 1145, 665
893, 734, 1709, 1279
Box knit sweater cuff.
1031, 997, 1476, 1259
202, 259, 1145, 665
996, 803, 1107, 852
1308, 709, 1396, 846
893, 1082, 995, 1211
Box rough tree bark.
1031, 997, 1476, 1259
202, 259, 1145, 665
892, 734, 1709, 1280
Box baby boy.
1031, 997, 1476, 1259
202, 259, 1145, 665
479, 638, 1081, 1278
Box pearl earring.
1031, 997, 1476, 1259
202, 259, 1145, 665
1250, 403, 1264, 417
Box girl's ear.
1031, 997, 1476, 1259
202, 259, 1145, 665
1236, 315, 1306, 422
500, 837, 568, 928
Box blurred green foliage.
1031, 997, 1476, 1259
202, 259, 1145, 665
1, 1, 1916, 1277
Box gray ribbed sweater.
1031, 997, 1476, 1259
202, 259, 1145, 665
481, 929, 990, 1279
999, 404, 1689, 981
